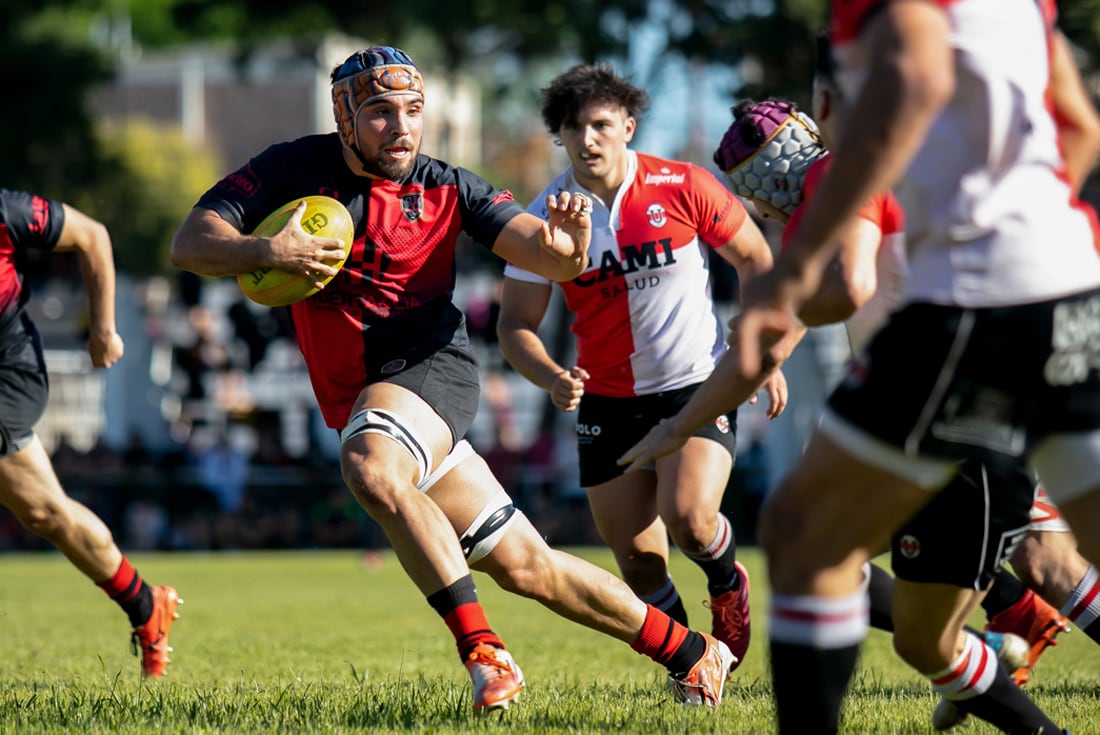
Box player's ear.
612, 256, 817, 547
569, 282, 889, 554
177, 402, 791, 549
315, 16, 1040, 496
623, 115, 636, 142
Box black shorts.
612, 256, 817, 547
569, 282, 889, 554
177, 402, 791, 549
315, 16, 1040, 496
378, 341, 480, 445
0, 313, 49, 456
828, 290, 1100, 466
891, 459, 1034, 589
575, 384, 737, 487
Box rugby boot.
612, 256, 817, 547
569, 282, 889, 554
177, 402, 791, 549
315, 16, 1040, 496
985, 589, 1070, 685
704, 561, 751, 672
668, 633, 736, 706
465, 643, 525, 712
131, 585, 181, 678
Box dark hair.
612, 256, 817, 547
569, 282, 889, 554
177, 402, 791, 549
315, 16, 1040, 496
540, 62, 651, 133
815, 31, 838, 87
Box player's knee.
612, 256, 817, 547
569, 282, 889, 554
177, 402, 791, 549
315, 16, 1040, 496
892, 628, 953, 674
663, 511, 713, 551
340, 455, 405, 514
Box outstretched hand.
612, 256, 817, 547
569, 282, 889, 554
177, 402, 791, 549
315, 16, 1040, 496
540, 191, 592, 277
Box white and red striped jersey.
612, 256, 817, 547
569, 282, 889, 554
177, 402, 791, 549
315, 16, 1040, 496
831, 0, 1100, 307
504, 151, 748, 397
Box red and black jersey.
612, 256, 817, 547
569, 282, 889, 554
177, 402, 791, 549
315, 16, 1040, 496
0, 189, 64, 334
196, 133, 527, 428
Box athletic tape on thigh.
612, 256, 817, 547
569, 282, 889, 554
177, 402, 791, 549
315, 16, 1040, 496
418, 439, 476, 493
340, 408, 433, 486
460, 488, 519, 565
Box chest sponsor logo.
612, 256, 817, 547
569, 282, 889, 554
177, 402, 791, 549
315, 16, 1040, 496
644, 168, 685, 186
401, 193, 423, 222
574, 238, 676, 299
645, 203, 667, 228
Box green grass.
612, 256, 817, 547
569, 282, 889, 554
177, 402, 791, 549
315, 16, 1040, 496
0, 548, 1097, 733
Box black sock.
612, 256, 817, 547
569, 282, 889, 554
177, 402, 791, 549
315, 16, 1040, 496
954, 665, 1062, 734
667, 631, 708, 677
771, 640, 859, 735
665, 595, 689, 627
682, 513, 739, 596
982, 568, 1029, 619
866, 564, 895, 633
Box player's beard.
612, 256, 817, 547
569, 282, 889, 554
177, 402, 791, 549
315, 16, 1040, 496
366, 141, 419, 182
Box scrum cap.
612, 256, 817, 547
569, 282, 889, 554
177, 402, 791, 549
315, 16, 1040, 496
331, 46, 424, 148
713, 100, 825, 217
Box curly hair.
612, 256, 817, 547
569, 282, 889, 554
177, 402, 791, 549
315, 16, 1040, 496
540, 62, 651, 134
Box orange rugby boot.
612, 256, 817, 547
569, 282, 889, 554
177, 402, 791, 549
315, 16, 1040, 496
131, 585, 182, 678
465, 643, 525, 712
668, 633, 736, 706
985, 588, 1070, 686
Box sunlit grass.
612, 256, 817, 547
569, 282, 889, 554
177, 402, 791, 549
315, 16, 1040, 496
0, 549, 1096, 733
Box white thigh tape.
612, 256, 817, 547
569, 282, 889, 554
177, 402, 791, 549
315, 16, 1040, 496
341, 408, 432, 486
460, 488, 519, 565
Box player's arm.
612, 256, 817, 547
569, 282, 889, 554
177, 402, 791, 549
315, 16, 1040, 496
735, 2, 953, 377
778, 1, 952, 305
496, 277, 589, 412
1050, 29, 1100, 194
797, 215, 881, 326
619, 321, 805, 470
491, 193, 591, 282
53, 204, 124, 368
712, 213, 774, 282
171, 204, 345, 289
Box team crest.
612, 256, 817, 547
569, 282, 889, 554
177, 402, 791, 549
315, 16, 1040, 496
380, 359, 407, 374
715, 415, 730, 434
401, 193, 423, 222
898, 534, 921, 559
645, 203, 667, 228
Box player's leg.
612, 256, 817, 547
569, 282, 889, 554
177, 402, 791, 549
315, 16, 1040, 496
759, 425, 940, 735
427, 447, 734, 706
1009, 500, 1098, 645
577, 391, 687, 624
654, 429, 749, 667
890, 461, 1062, 732
0, 355, 179, 678
340, 374, 515, 711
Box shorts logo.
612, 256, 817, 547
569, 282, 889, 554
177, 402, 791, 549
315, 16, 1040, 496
401, 193, 423, 222
645, 203, 667, 228
576, 423, 602, 437
898, 534, 921, 559
715, 415, 730, 434
380, 359, 407, 374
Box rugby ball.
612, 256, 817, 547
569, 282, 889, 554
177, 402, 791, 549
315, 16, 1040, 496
238, 195, 355, 307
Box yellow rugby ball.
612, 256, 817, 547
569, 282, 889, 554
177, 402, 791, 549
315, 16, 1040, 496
238, 195, 355, 307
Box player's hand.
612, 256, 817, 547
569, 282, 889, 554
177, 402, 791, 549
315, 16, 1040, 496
617, 418, 689, 473
550, 366, 589, 412
270, 201, 348, 289
540, 191, 592, 278
87, 330, 124, 368
754, 368, 789, 419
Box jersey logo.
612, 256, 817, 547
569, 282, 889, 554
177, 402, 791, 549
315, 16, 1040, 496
715, 415, 730, 434
401, 193, 423, 222
898, 534, 921, 559
645, 203, 667, 228
380, 358, 407, 374
30, 195, 49, 235
221, 164, 260, 198
644, 167, 685, 185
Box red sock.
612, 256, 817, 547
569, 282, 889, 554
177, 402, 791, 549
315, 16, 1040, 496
631, 604, 704, 674
443, 603, 504, 660
95, 556, 152, 627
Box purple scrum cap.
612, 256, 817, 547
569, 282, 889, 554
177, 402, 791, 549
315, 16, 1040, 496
713, 100, 825, 217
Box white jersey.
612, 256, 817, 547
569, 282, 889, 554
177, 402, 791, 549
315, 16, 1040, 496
504, 151, 749, 397
833, 0, 1100, 308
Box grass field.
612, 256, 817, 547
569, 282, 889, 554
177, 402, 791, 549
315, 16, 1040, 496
0, 548, 1097, 734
